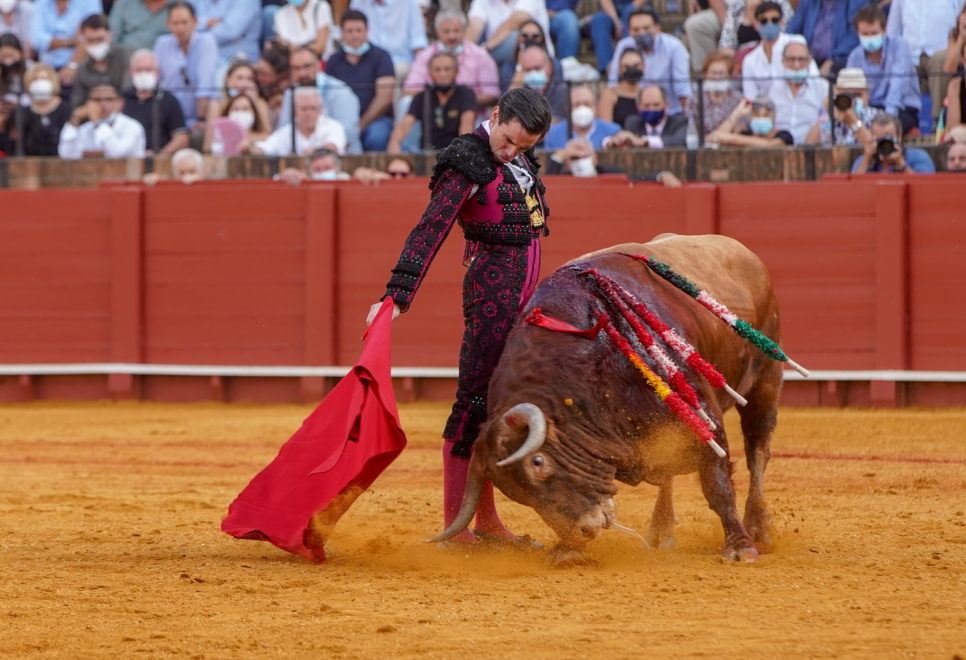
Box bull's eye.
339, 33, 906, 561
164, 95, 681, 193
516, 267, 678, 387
532, 456, 544, 467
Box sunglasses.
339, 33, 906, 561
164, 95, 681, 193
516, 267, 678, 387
752, 101, 773, 111
520, 32, 543, 40
758, 16, 781, 24
180, 66, 191, 87
387, 170, 411, 178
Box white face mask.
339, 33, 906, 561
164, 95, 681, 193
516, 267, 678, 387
229, 110, 255, 130
132, 71, 158, 92
0, 0, 18, 14
571, 105, 595, 129
704, 79, 731, 93
86, 41, 111, 62
28, 78, 53, 102
570, 156, 597, 178
311, 169, 339, 180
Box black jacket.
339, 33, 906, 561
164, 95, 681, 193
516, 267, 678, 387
623, 112, 688, 147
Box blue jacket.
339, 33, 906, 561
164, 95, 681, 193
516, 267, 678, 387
544, 119, 621, 150
786, 0, 871, 63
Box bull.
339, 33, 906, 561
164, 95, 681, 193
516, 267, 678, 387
430, 234, 785, 564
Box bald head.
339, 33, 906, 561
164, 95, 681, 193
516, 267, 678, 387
638, 85, 667, 111
519, 46, 550, 72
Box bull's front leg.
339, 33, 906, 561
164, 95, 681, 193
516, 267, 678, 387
644, 477, 677, 551
697, 452, 759, 563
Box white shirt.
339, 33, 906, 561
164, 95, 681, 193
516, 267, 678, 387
467, 0, 554, 57
643, 117, 666, 149
741, 32, 817, 100
255, 115, 348, 156
349, 0, 428, 65
771, 76, 828, 145
273, 0, 334, 58
58, 113, 146, 159
886, 0, 961, 61
475, 119, 533, 195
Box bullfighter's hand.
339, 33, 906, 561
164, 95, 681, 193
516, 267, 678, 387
367, 301, 401, 326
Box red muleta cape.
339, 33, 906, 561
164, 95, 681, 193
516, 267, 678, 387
221, 299, 407, 561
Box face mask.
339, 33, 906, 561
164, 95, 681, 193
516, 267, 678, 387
439, 42, 463, 55
229, 110, 255, 129
704, 79, 731, 93
28, 78, 53, 102
86, 41, 111, 62
749, 117, 773, 135
523, 69, 548, 89
343, 42, 370, 56
289, 0, 307, 5
619, 66, 643, 83
570, 156, 596, 178
639, 109, 665, 126
0, 0, 17, 14
758, 22, 781, 42
312, 169, 339, 180
132, 71, 158, 92
571, 105, 595, 128
860, 34, 884, 52
854, 98, 864, 116
434, 83, 453, 93
784, 66, 808, 83
633, 33, 655, 52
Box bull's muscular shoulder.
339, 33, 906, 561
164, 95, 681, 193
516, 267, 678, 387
429, 132, 498, 190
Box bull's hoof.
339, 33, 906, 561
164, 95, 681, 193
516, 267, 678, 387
645, 523, 676, 552
743, 508, 775, 552
550, 545, 597, 568
720, 544, 760, 563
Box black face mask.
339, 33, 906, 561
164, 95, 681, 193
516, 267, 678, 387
619, 66, 644, 83
434, 83, 454, 93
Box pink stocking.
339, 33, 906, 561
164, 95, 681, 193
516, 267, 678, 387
442, 441, 515, 541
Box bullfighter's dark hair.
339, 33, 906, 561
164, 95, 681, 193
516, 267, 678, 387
168, 0, 197, 18
628, 7, 660, 24
497, 88, 552, 138
80, 14, 109, 31
340, 9, 368, 27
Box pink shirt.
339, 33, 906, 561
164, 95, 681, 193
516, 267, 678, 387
403, 39, 501, 110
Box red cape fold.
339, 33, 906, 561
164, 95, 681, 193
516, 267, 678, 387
221, 299, 407, 562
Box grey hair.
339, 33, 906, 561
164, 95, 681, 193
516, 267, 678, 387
639, 84, 668, 104
428, 50, 459, 71
294, 86, 322, 104
172, 148, 203, 171
129, 48, 157, 68
434, 9, 467, 30
308, 147, 341, 169
871, 111, 901, 136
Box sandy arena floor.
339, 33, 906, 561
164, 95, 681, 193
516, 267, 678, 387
0, 402, 964, 659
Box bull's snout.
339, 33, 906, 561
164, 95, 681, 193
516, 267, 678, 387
573, 499, 616, 542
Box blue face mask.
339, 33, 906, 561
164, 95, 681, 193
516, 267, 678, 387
439, 42, 464, 55
859, 34, 884, 52
640, 108, 665, 126
758, 22, 781, 42
288, 0, 307, 6
784, 66, 809, 83
523, 69, 548, 89
854, 98, 864, 116
343, 42, 371, 56
749, 117, 773, 135
633, 33, 655, 52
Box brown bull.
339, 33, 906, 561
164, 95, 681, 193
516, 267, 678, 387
430, 234, 785, 564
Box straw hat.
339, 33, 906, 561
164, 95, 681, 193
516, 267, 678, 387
835, 68, 868, 90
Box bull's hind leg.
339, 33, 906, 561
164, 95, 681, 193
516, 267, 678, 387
737, 364, 781, 551
698, 438, 758, 562
644, 478, 677, 551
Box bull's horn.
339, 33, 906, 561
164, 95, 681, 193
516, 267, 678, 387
495, 403, 547, 467
425, 454, 485, 544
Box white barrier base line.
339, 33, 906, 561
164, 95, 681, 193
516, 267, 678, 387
1, 365, 966, 383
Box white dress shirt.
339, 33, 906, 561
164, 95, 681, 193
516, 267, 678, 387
273, 0, 334, 58
741, 32, 818, 100
475, 119, 533, 195
255, 115, 348, 156
467, 0, 554, 57
58, 113, 146, 159
885, 0, 961, 61
771, 76, 828, 145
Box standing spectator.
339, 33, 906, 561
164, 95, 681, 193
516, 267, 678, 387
543, 85, 620, 150
685, 50, 742, 136
947, 141, 966, 171
886, 0, 961, 125
108, 0, 169, 51
403, 9, 501, 114
588, 0, 634, 73
6, 63, 71, 154
272, 0, 332, 57
59, 82, 146, 157
202, 61, 272, 150
30, 0, 100, 82
349, 0, 427, 79
604, 84, 687, 148
0, 32, 25, 98
682, 0, 730, 73
718, 0, 794, 56
122, 48, 189, 154
785, 0, 869, 76
194, 0, 261, 65
708, 96, 794, 146
324, 9, 394, 151
465, 0, 553, 65
851, 111, 934, 173
154, 1, 219, 129
769, 40, 828, 145
546, 0, 578, 60
944, 40, 965, 132
942, 6, 966, 76
741, 3, 817, 100
804, 66, 878, 146
507, 44, 566, 122
70, 14, 133, 107
0, 0, 34, 58
254, 85, 346, 154
846, 4, 920, 135
606, 9, 692, 116
387, 51, 474, 152
598, 46, 643, 127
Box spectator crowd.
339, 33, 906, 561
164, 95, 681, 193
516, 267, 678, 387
0, 0, 963, 174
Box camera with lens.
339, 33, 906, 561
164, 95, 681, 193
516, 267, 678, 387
833, 93, 855, 111
876, 136, 898, 158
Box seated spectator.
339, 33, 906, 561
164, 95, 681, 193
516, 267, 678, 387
216, 92, 270, 154
11, 63, 73, 155
123, 48, 189, 155
686, 50, 742, 137
171, 146, 203, 182
770, 40, 828, 145
403, 10, 501, 115
59, 82, 146, 158
255, 43, 291, 123
546, 0, 578, 60
604, 84, 687, 149
544, 85, 620, 150
203, 61, 272, 151
497, 19, 554, 90
943, 39, 965, 132
507, 45, 567, 122
947, 141, 966, 171
70, 14, 133, 107
254, 85, 346, 155
278, 146, 351, 183
548, 136, 684, 186
707, 95, 794, 147
718, 0, 794, 57
805, 67, 879, 147
353, 155, 414, 184
349, 0, 427, 79
851, 112, 935, 174
606, 9, 691, 116
682, 0, 728, 74
846, 4, 920, 136
272, 0, 332, 57
108, 0, 170, 52
387, 51, 475, 152
324, 10, 394, 151
30, 0, 100, 83
785, 0, 867, 75
0, 0, 34, 58
741, 3, 818, 100
154, 1, 219, 129
465, 0, 553, 66
0, 33, 26, 98
598, 46, 643, 128
194, 0, 261, 65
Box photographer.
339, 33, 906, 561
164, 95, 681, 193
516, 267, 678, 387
805, 68, 879, 147
851, 112, 935, 175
